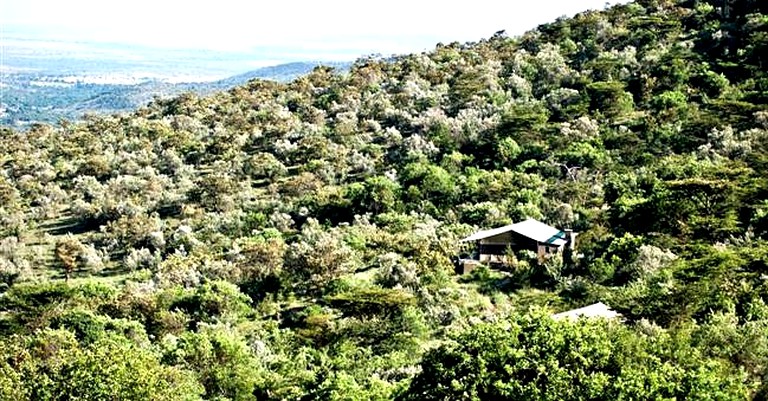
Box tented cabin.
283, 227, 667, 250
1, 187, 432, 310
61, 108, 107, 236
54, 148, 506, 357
458, 218, 576, 273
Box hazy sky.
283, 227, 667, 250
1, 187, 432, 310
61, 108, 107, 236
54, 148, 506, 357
2, 0, 622, 60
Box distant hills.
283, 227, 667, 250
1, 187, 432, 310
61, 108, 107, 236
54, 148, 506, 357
0, 61, 351, 126
213, 62, 351, 87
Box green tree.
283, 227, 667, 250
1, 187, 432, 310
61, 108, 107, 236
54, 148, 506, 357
400, 312, 749, 400
0, 329, 202, 401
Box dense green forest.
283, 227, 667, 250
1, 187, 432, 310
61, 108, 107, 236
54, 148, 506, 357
2, 0, 768, 399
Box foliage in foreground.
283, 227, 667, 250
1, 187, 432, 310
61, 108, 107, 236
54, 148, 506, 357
403, 313, 751, 400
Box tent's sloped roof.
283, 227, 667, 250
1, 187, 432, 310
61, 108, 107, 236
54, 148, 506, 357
460, 224, 517, 242
510, 218, 567, 245
460, 218, 567, 246
551, 302, 621, 320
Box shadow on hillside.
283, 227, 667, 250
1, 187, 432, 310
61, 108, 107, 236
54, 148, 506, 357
38, 217, 101, 236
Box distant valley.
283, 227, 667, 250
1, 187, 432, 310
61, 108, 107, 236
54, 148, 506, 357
1, 61, 350, 126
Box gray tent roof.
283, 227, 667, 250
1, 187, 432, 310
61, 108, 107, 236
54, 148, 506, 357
460, 218, 567, 246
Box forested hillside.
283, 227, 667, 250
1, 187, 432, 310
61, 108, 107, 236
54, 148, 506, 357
2, 0, 768, 399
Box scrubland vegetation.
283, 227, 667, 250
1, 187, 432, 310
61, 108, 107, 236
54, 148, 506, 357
2, 0, 768, 399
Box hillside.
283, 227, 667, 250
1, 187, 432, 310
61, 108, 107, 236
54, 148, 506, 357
2, 0, 768, 399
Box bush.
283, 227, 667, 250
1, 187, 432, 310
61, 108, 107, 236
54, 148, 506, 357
399, 312, 749, 400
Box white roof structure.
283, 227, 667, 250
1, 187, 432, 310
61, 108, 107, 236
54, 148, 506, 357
551, 302, 621, 320
460, 223, 516, 242
460, 218, 567, 246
